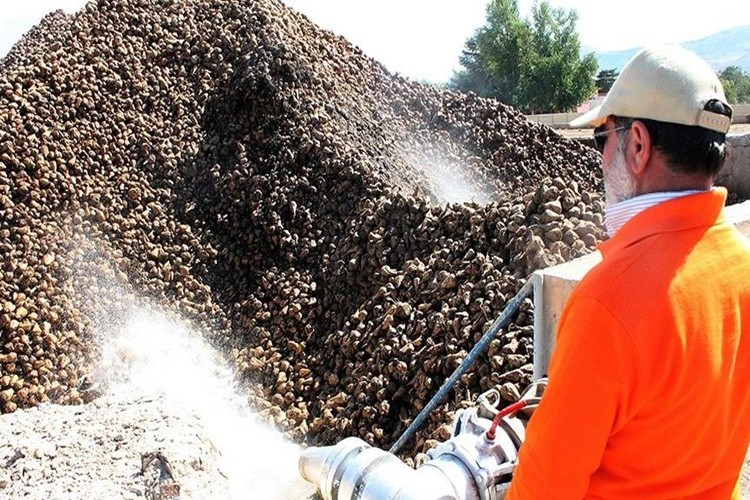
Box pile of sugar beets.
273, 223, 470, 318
0, 0, 612, 459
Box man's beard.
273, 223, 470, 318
603, 141, 637, 206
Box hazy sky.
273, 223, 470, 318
1, 1, 749, 82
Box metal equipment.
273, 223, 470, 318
299, 380, 546, 500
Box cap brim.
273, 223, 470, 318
569, 104, 608, 129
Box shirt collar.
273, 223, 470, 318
605, 190, 706, 237
599, 188, 728, 259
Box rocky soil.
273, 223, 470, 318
2, 0, 744, 498
0, 393, 315, 499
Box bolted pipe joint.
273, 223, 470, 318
299, 436, 470, 500
299, 396, 532, 500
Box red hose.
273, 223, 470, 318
485, 400, 528, 441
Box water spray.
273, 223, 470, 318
94, 306, 314, 499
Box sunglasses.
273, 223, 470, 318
593, 125, 630, 152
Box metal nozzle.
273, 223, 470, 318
298, 437, 466, 500
298, 437, 370, 500
298, 446, 326, 485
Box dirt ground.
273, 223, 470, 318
0, 392, 315, 499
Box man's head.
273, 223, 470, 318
571, 45, 733, 202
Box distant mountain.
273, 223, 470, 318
589, 25, 750, 75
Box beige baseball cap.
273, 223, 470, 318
570, 45, 732, 133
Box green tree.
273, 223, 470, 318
450, 0, 597, 114
719, 66, 750, 104
596, 69, 619, 93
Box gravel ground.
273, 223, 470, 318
0, 393, 316, 499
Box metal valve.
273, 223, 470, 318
299, 379, 546, 500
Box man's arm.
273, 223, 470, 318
506, 296, 641, 499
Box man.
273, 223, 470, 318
507, 45, 750, 499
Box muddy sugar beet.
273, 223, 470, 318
0, 0, 606, 458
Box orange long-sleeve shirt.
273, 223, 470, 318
507, 189, 750, 499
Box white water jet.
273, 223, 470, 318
424, 163, 492, 205
93, 308, 312, 499
398, 142, 494, 205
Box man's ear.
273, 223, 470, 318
626, 121, 652, 177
